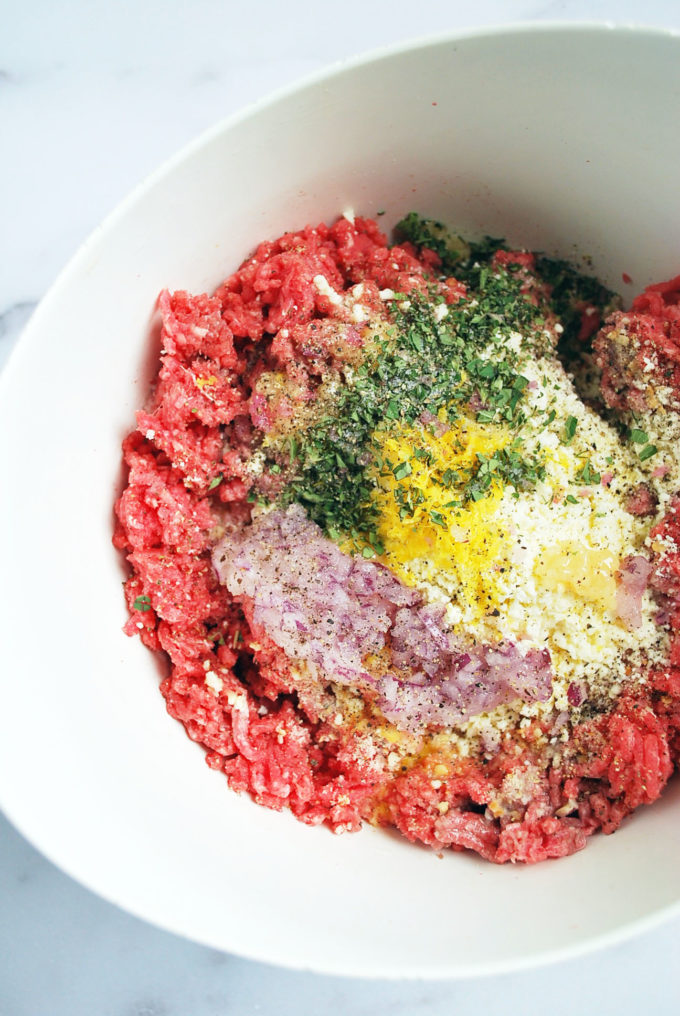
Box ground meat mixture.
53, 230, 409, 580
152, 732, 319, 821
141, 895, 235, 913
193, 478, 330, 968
114, 214, 680, 863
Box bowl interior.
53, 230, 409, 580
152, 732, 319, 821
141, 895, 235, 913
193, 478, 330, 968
2, 24, 680, 977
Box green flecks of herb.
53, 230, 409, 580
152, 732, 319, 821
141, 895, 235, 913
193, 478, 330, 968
535, 254, 617, 351
630, 428, 649, 444
394, 212, 471, 270
133, 595, 151, 612
297, 489, 325, 503
367, 534, 385, 555
208, 474, 223, 490
429, 510, 447, 528
275, 270, 545, 541
394, 213, 506, 281
393, 482, 426, 520
576, 460, 601, 485
408, 329, 425, 352
413, 447, 434, 464
565, 494, 579, 504
232, 629, 243, 648
393, 461, 412, 481
563, 415, 578, 444
269, 463, 282, 475
476, 442, 545, 495
638, 444, 659, 462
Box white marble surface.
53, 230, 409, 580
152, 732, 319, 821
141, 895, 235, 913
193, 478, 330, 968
3, 1, 680, 1013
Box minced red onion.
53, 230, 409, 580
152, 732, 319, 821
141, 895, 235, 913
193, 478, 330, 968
213, 505, 553, 732
616, 554, 652, 629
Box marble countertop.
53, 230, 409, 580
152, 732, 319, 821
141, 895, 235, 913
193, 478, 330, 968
3, 2, 680, 1014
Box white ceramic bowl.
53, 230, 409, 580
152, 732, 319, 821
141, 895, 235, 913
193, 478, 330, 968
2, 24, 680, 979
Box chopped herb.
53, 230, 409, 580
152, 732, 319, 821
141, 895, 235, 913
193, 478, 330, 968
133, 595, 152, 612
576, 460, 601, 485
271, 233, 554, 542
208, 474, 223, 490
630, 428, 649, 444
563, 416, 578, 443
638, 444, 659, 462
535, 253, 617, 351
565, 494, 579, 504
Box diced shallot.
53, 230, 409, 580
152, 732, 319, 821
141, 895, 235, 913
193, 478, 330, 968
616, 554, 652, 629
212, 506, 553, 733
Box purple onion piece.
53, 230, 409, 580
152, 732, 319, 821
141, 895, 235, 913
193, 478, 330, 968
212, 506, 554, 733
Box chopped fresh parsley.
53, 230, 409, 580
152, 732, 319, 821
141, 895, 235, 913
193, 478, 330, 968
133, 595, 152, 612
575, 460, 601, 485
535, 253, 617, 349
394, 212, 504, 281
275, 280, 547, 543
393, 461, 412, 481
563, 415, 578, 443
258, 216, 618, 549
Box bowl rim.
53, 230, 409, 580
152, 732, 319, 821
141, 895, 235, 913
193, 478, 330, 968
2, 19, 680, 979
3, 18, 679, 382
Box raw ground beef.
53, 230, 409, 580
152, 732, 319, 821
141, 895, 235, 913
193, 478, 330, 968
114, 217, 680, 863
